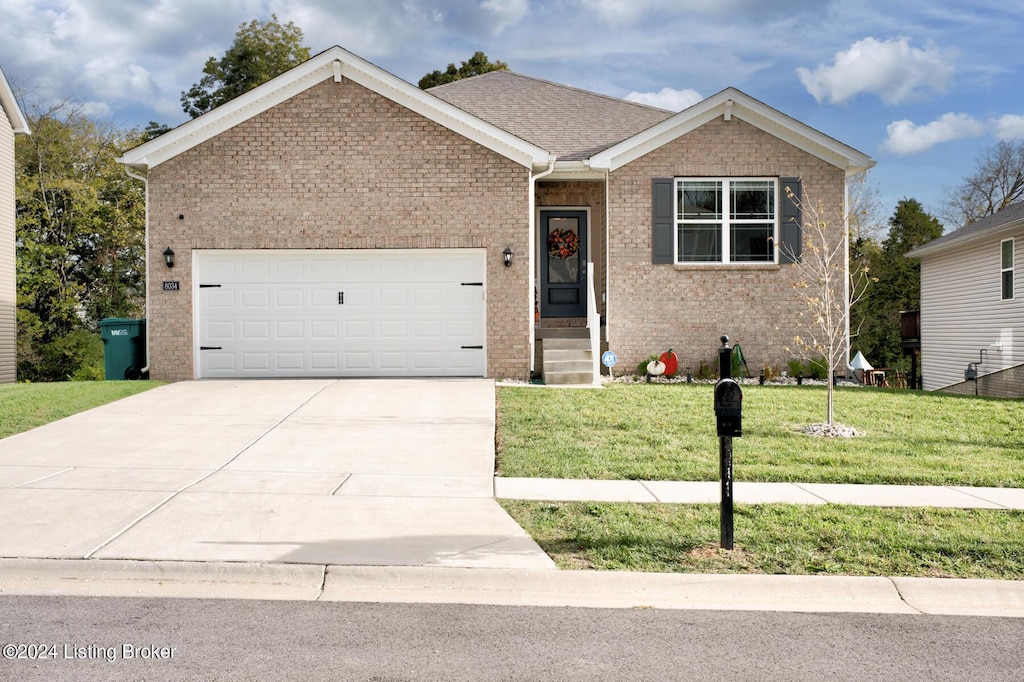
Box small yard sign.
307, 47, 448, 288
602, 351, 617, 367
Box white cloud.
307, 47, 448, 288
881, 113, 985, 155
625, 87, 703, 111
580, 0, 821, 25
580, 0, 659, 24
992, 114, 1024, 141
797, 36, 953, 106
480, 0, 529, 33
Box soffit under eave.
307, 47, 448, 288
119, 47, 550, 171
0, 69, 29, 135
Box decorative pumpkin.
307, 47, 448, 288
659, 349, 679, 377
646, 359, 666, 376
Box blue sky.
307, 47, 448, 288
2, 0, 1022, 231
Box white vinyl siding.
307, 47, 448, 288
919, 229, 1024, 390
0, 107, 16, 383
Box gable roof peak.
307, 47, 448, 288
590, 85, 874, 175
0, 65, 30, 135
119, 45, 551, 172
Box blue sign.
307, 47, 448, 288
601, 351, 617, 367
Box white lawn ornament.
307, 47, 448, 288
647, 359, 666, 376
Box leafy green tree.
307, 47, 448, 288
181, 14, 310, 118
418, 51, 508, 89
851, 198, 943, 369
141, 121, 172, 142
15, 101, 146, 381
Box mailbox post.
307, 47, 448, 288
714, 335, 742, 550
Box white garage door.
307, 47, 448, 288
194, 249, 486, 378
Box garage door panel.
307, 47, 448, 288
196, 249, 486, 378
241, 321, 270, 339
276, 321, 304, 339
205, 289, 235, 308
276, 289, 304, 308
236, 259, 268, 281
240, 290, 270, 309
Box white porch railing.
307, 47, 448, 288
587, 262, 600, 386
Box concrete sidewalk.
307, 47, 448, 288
495, 478, 1024, 509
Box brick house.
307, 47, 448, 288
1, 66, 30, 384
119, 46, 874, 383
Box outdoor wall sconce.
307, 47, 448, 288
163, 247, 175, 268
503, 246, 513, 267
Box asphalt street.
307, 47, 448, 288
1, 596, 1022, 681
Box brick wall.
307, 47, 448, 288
148, 77, 531, 381
606, 116, 847, 375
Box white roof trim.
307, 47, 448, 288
589, 88, 874, 175
119, 46, 551, 171
907, 218, 1024, 259
0, 66, 29, 135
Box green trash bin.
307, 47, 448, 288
98, 318, 147, 380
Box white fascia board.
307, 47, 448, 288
590, 88, 875, 175
119, 46, 551, 171
0, 66, 29, 135
907, 219, 1024, 259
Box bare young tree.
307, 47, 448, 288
846, 174, 885, 241
782, 183, 873, 428
942, 140, 1024, 228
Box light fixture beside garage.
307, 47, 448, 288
503, 246, 513, 267
163, 247, 175, 268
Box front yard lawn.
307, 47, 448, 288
0, 381, 162, 439
496, 383, 1024, 487
501, 500, 1024, 579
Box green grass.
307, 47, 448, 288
496, 384, 1024, 487
502, 500, 1024, 579
0, 381, 163, 439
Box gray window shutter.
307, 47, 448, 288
652, 178, 674, 264
779, 177, 802, 263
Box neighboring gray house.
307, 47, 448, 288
907, 203, 1024, 398
0, 66, 30, 384
119, 46, 873, 384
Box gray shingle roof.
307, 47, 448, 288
428, 70, 674, 161
909, 201, 1024, 257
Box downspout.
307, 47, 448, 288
529, 155, 557, 374
843, 171, 865, 375
124, 165, 150, 376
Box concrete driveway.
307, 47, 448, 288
0, 380, 554, 570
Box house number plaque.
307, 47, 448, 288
162, 281, 180, 291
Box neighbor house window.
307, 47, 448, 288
676, 178, 777, 264
1002, 238, 1014, 300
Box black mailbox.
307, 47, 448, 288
714, 378, 743, 438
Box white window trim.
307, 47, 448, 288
1001, 238, 1015, 301
673, 177, 779, 265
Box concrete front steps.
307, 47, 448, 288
539, 328, 595, 385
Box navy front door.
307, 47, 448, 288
540, 210, 587, 318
